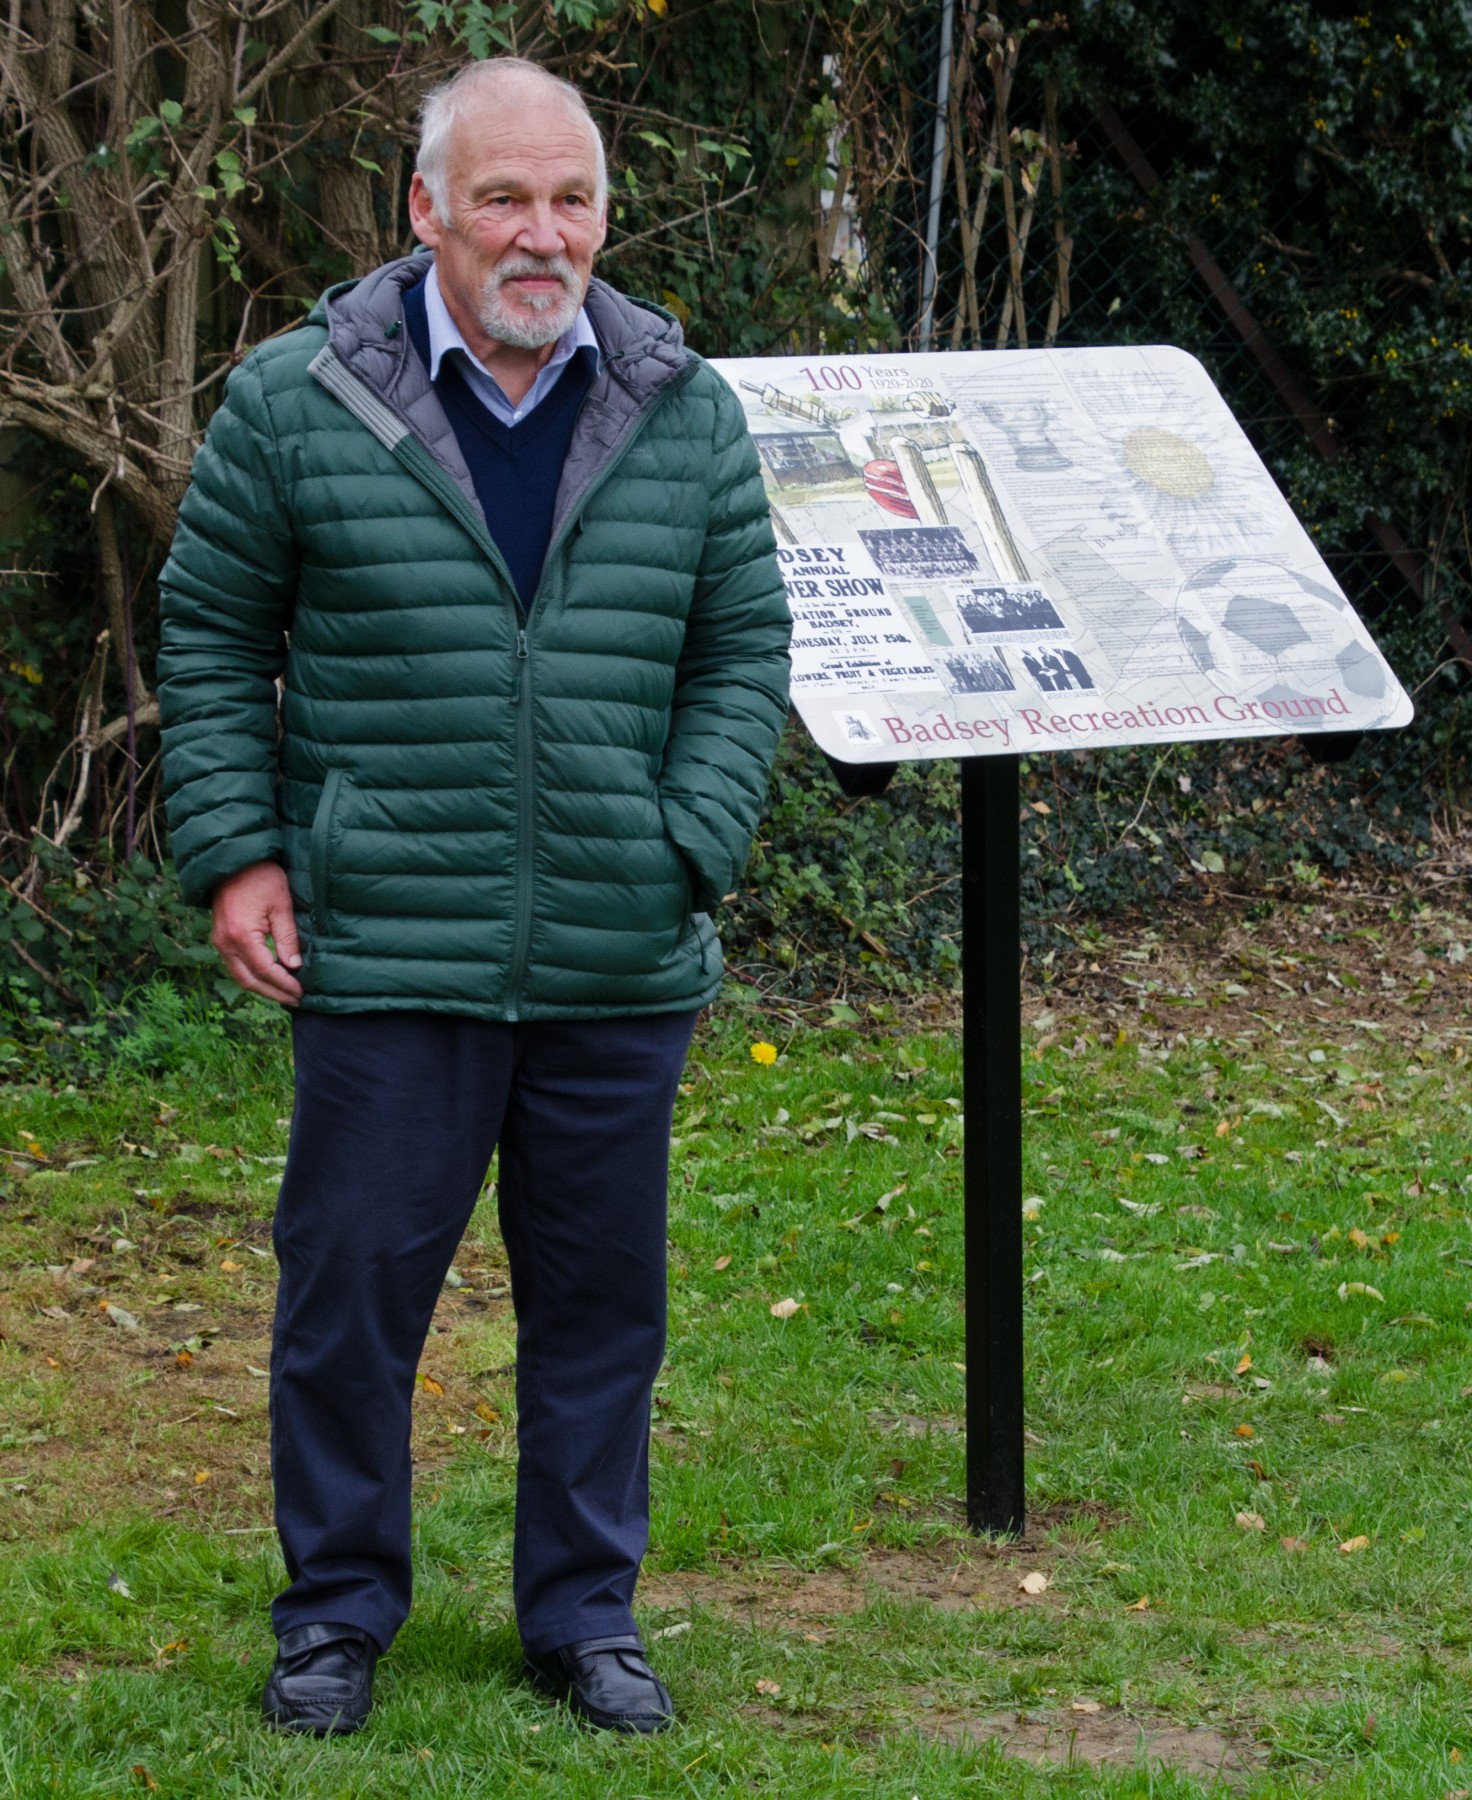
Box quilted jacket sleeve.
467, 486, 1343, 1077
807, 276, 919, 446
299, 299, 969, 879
659, 373, 792, 913
157, 354, 299, 907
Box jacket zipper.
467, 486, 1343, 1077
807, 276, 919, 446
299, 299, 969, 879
500, 361, 701, 1021
503, 627, 534, 1020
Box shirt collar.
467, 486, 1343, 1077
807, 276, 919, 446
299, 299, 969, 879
423, 261, 599, 388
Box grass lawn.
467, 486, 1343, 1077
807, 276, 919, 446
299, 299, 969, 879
3, 894, 1472, 1796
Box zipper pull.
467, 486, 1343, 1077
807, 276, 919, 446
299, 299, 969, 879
517, 628, 529, 660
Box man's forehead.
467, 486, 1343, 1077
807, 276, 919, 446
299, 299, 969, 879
445, 84, 600, 174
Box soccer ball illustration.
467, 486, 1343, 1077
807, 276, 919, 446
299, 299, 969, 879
1174, 557, 1390, 723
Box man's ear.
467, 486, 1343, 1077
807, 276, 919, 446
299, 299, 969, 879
407, 172, 443, 250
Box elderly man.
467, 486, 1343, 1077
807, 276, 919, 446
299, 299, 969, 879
158, 58, 789, 1737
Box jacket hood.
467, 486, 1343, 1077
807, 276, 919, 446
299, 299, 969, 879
307, 256, 690, 405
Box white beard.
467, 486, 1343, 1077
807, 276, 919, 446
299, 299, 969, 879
477, 253, 582, 349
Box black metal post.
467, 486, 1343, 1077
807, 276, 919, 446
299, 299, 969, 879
961, 753, 1025, 1536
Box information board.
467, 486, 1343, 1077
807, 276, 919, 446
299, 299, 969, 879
710, 348, 1413, 763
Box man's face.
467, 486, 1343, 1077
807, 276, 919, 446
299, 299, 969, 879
411, 85, 607, 350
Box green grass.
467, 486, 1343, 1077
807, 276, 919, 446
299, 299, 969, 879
3, 971, 1472, 1795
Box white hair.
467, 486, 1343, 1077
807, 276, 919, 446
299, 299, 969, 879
417, 58, 608, 218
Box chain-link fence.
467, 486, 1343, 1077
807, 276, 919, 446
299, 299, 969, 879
874, 5, 1471, 894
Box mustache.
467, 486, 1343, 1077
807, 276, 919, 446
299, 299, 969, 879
487, 253, 577, 290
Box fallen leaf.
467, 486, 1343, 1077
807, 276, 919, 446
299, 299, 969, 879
651, 1621, 691, 1641
39, 1305, 70, 1321
175, 1350, 193, 1370
419, 1374, 445, 1397
247, 1364, 269, 1378
755, 1678, 781, 1697
474, 1402, 500, 1424
1338, 1281, 1384, 1302
769, 1297, 802, 1320
1280, 1536, 1310, 1553
132, 1767, 158, 1792
193, 1470, 211, 1485
1018, 1570, 1049, 1595
1072, 1698, 1102, 1713
1123, 1595, 1150, 1612
1233, 1423, 1255, 1438
1234, 1353, 1252, 1375
713, 1255, 732, 1271
101, 1302, 140, 1332
70, 1258, 95, 1275
107, 1573, 133, 1598
1235, 1511, 1267, 1531
1338, 1534, 1371, 1554
45, 1355, 61, 1369
219, 1259, 243, 1274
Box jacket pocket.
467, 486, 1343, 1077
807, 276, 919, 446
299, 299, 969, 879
309, 767, 347, 938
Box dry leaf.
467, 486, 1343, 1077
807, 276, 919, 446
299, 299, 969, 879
1347, 1226, 1370, 1249
1280, 1536, 1310, 1553
132, 1768, 159, 1792
1123, 1595, 1150, 1612
651, 1621, 691, 1641
193, 1469, 211, 1485
475, 1402, 500, 1424
101, 1302, 140, 1331
1338, 1281, 1385, 1302
1338, 1534, 1370, 1554
1072, 1698, 1102, 1714
219, 1259, 243, 1273
247, 1365, 269, 1378
420, 1374, 445, 1396
713, 1255, 732, 1271
44, 1355, 61, 1370
175, 1350, 193, 1370
1234, 1353, 1252, 1375
1233, 1423, 1255, 1438
755, 1678, 781, 1697
107, 1573, 133, 1598
1235, 1511, 1266, 1532
769, 1297, 802, 1320
1018, 1570, 1049, 1595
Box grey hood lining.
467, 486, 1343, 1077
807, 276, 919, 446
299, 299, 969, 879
311, 257, 696, 552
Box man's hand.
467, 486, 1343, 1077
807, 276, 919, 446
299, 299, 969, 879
212, 861, 304, 1006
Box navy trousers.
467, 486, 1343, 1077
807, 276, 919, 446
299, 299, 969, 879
268, 1008, 697, 1656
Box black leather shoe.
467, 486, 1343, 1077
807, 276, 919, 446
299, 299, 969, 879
525, 1633, 674, 1734
261, 1622, 378, 1735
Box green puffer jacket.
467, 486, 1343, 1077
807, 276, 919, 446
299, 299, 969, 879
157, 259, 791, 1019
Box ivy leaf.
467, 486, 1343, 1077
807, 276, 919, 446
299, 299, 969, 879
159, 99, 183, 128
360, 23, 402, 42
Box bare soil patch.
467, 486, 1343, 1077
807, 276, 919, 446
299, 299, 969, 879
642, 1537, 1070, 1632
0, 1272, 513, 1537
919, 1703, 1260, 1784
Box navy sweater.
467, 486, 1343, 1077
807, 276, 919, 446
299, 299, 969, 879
402, 278, 596, 608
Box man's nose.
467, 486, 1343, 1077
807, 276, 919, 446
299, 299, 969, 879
516, 203, 565, 258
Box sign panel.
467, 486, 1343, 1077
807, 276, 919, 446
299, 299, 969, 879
711, 348, 1413, 762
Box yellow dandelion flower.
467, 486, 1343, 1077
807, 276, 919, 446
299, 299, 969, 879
749, 1040, 778, 1066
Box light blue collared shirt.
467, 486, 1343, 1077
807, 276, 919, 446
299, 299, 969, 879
423, 263, 600, 428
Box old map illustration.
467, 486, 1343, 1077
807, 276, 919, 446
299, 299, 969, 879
710, 347, 1413, 762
